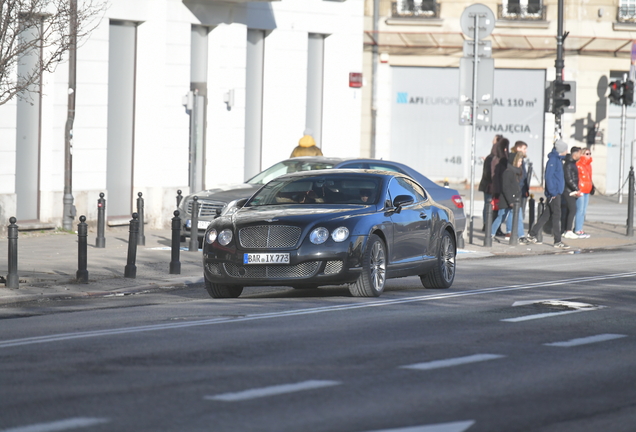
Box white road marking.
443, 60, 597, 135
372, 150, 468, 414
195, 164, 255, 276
204, 380, 341, 402
502, 300, 604, 322
364, 421, 475, 432
0, 418, 109, 432
400, 354, 505, 371
2, 272, 635, 349
544, 333, 628, 347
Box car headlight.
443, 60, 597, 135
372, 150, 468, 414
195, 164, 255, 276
310, 227, 329, 245
331, 227, 350, 242
205, 229, 217, 244
218, 229, 233, 246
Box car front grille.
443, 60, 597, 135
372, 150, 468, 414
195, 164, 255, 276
223, 261, 319, 279
187, 200, 225, 218
238, 225, 301, 249
323, 260, 343, 275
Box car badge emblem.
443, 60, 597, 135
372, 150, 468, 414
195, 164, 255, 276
264, 218, 278, 223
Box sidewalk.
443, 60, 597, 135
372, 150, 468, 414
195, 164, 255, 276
1, 194, 635, 306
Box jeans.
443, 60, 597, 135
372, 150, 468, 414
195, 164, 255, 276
491, 207, 511, 237
575, 193, 589, 233
529, 194, 562, 243
505, 205, 525, 238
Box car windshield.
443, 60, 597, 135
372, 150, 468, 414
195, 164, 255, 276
247, 176, 381, 206
247, 160, 337, 185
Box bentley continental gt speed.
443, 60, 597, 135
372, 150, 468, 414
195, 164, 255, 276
202, 170, 456, 298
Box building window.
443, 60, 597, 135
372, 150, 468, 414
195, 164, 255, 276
498, 0, 545, 20
618, 0, 636, 22
392, 0, 439, 19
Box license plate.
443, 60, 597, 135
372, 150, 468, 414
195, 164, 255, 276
243, 253, 290, 264
186, 220, 210, 230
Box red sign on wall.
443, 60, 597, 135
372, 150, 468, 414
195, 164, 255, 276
349, 72, 363, 88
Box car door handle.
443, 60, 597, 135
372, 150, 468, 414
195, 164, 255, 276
419, 212, 428, 219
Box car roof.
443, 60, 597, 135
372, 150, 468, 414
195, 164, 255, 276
275, 168, 400, 180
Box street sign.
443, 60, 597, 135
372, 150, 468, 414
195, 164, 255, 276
460, 4, 495, 40
463, 40, 492, 58
459, 57, 494, 125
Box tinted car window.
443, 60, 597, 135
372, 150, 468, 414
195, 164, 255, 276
248, 176, 382, 206
387, 177, 417, 204
247, 161, 336, 185
403, 178, 427, 201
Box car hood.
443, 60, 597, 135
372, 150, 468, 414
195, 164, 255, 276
229, 205, 374, 228
191, 184, 262, 202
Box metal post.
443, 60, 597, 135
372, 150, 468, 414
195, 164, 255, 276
170, 210, 182, 274
628, 166, 634, 237
6, 217, 19, 289
528, 194, 536, 232
176, 190, 183, 208
189, 196, 200, 252
370, 0, 379, 158
484, 196, 493, 247
76, 215, 89, 283
619, 100, 627, 204
509, 200, 520, 246
468, 11, 481, 245
137, 192, 146, 246
124, 213, 139, 278
63, 0, 78, 231
554, 0, 565, 140
96, 192, 106, 248
537, 198, 545, 243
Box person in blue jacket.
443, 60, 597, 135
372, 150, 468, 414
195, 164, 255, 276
526, 139, 570, 249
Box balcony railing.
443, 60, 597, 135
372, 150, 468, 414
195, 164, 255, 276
392, 0, 440, 19
618, 5, 636, 23
497, 3, 546, 21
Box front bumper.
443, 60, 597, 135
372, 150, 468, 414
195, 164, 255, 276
203, 235, 367, 287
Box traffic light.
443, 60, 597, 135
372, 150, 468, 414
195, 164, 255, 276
608, 80, 623, 105
624, 80, 634, 106
552, 80, 571, 115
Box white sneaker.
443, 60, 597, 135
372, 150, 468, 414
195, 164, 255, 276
563, 231, 580, 239
575, 231, 590, 239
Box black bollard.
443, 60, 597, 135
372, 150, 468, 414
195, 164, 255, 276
628, 166, 634, 237
484, 196, 493, 247
536, 198, 545, 243
76, 215, 89, 283
528, 194, 535, 233
96, 192, 106, 248
189, 196, 200, 252
509, 200, 520, 246
137, 192, 146, 246
6, 217, 19, 289
176, 190, 183, 208
124, 213, 139, 278
170, 210, 182, 274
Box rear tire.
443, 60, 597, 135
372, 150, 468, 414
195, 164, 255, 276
349, 234, 386, 297
420, 230, 455, 289
205, 279, 243, 299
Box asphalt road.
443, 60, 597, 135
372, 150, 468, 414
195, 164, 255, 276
1, 247, 636, 432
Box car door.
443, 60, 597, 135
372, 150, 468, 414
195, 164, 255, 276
386, 177, 430, 266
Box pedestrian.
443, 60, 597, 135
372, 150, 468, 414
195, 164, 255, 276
505, 140, 529, 240
491, 151, 525, 241
491, 137, 510, 236
478, 134, 502, 230
562, 146, 582, 239
290, 129, 323, 157
574, 148, 594, 238
526, 139, 570, 249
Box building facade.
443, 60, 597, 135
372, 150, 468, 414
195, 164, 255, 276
0, 0, 364, 233
362, 0, 636, 195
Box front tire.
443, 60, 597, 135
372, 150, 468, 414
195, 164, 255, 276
420, 230, 455, 289
349, 234, 386, 297
205, 279, 243, 299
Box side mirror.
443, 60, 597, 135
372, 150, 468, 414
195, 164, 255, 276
392, 195, 414, 213
235, 197, 249, 208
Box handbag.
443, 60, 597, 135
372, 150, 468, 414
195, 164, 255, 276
491, 197, 500, 211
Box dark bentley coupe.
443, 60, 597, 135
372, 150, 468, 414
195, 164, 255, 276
202, 170, 456, 298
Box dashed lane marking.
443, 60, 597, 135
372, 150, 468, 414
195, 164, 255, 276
544, 333, 628, 347
1, 272, 635, 349
363, 421, 475, 432
400, 354, 505, 371
0, 418, 109, 432
204, 380, 341, 402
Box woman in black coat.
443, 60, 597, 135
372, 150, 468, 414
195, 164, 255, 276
478, 136, 501, 229
490, 151, 522, 239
